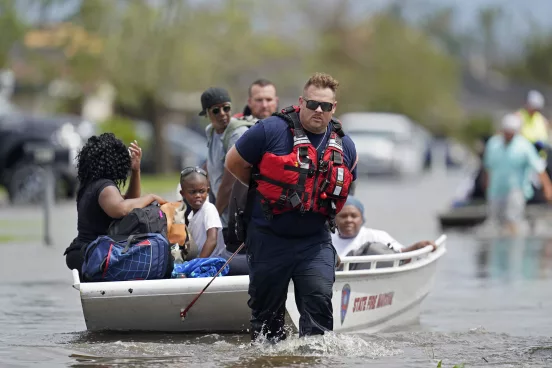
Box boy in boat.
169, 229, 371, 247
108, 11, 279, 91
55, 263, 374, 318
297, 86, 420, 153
179, 167, 226, 258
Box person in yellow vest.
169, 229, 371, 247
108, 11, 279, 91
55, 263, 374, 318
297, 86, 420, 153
516, 90, 549, 145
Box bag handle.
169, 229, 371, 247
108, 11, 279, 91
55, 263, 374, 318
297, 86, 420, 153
121, 233, 151, 254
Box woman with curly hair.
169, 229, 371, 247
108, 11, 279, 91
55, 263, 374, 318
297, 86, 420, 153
64, 133, 167, 275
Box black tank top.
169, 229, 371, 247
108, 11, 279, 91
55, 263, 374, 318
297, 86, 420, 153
76, 179, 118, 243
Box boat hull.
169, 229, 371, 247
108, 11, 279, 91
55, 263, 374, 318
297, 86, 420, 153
74, 240, 446, 334
438, 202, 552, 229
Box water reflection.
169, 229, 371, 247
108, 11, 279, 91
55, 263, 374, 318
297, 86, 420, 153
476, 237, 552, 281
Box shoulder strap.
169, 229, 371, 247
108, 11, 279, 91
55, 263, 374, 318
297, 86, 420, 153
222, 118, 254, 153
330, 118, 345, 137
205, 124, 214, 148
272, 105, 310, 145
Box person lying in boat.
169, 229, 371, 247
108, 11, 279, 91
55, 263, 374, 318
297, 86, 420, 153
332, 196, 437, 269
179, 166, 226, 258
64, 133, 168, 279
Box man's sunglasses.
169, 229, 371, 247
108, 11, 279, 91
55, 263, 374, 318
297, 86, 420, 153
211, 105, 231, 115
180, 166, 207, 179
303, 99, 334, 112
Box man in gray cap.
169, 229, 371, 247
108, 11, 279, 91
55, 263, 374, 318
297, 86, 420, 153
193, 87, 252, 235
483, 113, 552, 235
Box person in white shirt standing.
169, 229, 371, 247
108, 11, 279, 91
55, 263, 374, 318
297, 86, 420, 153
332, 196, 437, 263
179, 167, 226, 258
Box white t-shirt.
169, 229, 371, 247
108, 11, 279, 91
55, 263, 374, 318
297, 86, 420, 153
331, 227, 405, 258
187, 201, 226, 257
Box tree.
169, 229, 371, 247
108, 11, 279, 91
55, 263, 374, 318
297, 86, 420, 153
0, 0, 27, 68
307, 10, 462, 134
477, 6, 504, 68
503, 33, 552, 85
65, 0, 301, 173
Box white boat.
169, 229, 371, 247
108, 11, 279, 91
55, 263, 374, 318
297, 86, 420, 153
71, 235, 447, 334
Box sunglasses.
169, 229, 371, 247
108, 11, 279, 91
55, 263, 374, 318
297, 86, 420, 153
211, 105, 231, 115
180, 166, 207, 179
303, 98, 334, 112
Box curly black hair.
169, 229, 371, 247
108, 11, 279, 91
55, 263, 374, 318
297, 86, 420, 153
76, 133, 131, 189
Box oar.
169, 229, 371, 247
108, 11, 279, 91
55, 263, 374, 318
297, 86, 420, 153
180, 242, 246, 321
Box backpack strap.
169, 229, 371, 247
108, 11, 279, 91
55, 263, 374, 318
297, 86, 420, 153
205, 124, 214, 148
221, 118, 254, 153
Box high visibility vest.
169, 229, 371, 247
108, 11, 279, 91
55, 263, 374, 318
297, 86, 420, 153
517, 109, 549, 144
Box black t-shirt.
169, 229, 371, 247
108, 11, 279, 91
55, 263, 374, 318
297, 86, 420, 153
76, 179, 118, 243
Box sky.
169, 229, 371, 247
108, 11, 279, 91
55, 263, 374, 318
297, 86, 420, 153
22, 0, 552, 45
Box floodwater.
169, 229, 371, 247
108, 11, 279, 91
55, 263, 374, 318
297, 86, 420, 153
1, 168, 552, 368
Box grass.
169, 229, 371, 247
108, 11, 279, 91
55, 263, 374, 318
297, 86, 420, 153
122, 172, 181, 196
0, 231, 40, 244
0, 172, 180, 203
437, 361, 465, 368
0, 219, 42, 244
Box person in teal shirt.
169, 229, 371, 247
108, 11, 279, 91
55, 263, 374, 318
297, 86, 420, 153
483, 114, 552, 234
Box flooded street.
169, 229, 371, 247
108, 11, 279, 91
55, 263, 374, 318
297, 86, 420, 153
1, 169, 552, 367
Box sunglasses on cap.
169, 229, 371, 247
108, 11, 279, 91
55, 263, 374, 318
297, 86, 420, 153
211, 105, 231, 115
180, 166, 207, 179
303, 98, 334, 112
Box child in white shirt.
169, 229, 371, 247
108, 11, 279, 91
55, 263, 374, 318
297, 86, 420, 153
178, 167, 226, 258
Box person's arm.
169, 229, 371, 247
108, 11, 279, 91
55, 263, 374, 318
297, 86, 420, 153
367, 228, 404, 251
198, 204, 224, 257
124, 140, 142, 199
99, 186, 167, 219
215, 168, 237, 215
198, 228, 218, 258
226, 146, 252, 186
400, 240, 436, 253
342, 136, 358, 181
124, 169, 141, 199
526, 142, 552, 201
539, 171, 552, 201
398, 240, 437, 264
481, 169, 489, 191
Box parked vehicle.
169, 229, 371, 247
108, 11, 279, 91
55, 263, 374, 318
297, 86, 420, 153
339, 112, 432, 177
0, 99, 90, 204
0, 113, 88, 204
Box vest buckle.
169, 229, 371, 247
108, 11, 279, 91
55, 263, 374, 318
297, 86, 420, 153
276, 194, 288, 208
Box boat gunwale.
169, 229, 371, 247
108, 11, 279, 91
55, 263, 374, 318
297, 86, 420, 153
73, 243, 446, 298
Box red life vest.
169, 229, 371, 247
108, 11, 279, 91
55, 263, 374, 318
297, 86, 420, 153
252, 106, 353, 231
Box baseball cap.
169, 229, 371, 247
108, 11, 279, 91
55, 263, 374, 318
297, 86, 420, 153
501, 113, 521, 132
199, 87, 232, 116
527, 90, 545, 110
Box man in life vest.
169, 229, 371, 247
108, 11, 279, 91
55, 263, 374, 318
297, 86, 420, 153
517, 90, 549, 146
226, 72, 358, 342
233, 78, 279, 122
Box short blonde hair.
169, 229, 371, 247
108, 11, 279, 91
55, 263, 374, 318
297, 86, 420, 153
303, 72, 339, 96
